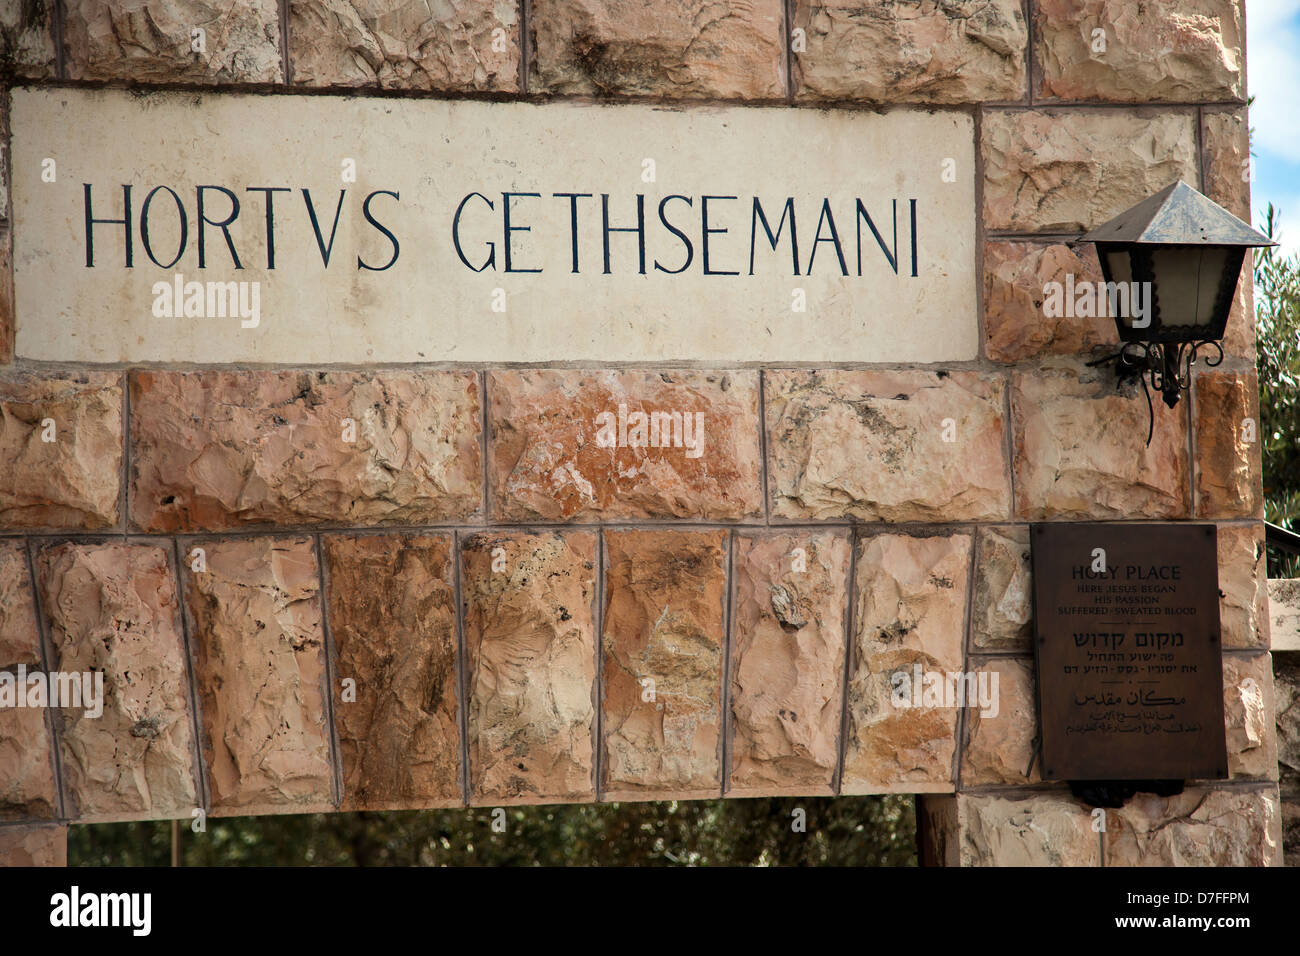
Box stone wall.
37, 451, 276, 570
0, 0, 1284, 866
1271, 581, 1300, 865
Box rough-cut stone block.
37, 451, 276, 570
0, 824, 65, 866
971, 526, 1031, 652
842, 532, 971, 794
489, 370, 761, 523
983, 241, 1114, 362
792, 0, 1027, 104
530, 0, 783, 100
1218, 523, 1268, 649
289, 0, 519, 91
962, 658, 1038, 787
1034, 0, 1243, 103
0, 704, 57, 823
1222, 259, 1256, 362
1105, 787, 1281, 866
766, 370, 1010, 523
1194, 371, 1262, 518
917, 795, 960, 866
1266, 659, 1297, 788
728, 531, 850, 796
0, 372, 122, 530
0, 540, 39, 669
1010, 362, 1189, 519
323, 533, 460, 811
602, 529, 726, 800
185, 536, 333, 815
37, 543, 198, 822
462, 531, 597, 805
982, 109, 1198, 233
1278, 655, 1299, 793
959, 792, 1100, 866
1272, 580, 1300, 653
131, 370, 482, 532
0, 1, 57, 78
0, 542, 57, 822
63, 0, 282, 84
1203, 109, 1251, 220
1221, 653, 1277, 780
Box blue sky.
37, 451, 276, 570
1248, 0, 1300, 256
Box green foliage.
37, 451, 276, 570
68, 796, 917, 867
1255, 204, 1300, 577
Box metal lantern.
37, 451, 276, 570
1083, 180, 1276, 417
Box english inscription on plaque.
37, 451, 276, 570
1032, 523, 1227, 781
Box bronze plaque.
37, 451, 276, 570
1031, 523, 1227, 781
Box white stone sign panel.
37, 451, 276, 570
11, 88, 976, 363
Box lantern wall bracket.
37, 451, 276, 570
1085, 339, 1224, 446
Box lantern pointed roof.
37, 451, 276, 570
1082, 180, 1276, 246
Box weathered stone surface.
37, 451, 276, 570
1194, 371, 1262, 518
63, 0, 282, 83
1271, 580, 1300, 652
323, 533, 460, 811
289, 0, 519, 91
37, 543, 198, 821
917, 795, 960, 866
602, 530, 726, 800
131, 370, 482, 532
0, 1, 56, 78
0, 540, 39, 669
463, 531, 597, 804
983, 241, 1113, 362
1009, 362, 1189, 519
842, 533, 970, 794
0, 701, 58, 823
0, 371, 122, 530
970, 526, 1031, 652
530, 0, 783, 100
1105, 787, 1281, 866
0, 228, 12, 363
0, 824, 65, 866
185, 537, 333, 814
766, 370, 1011, 523
1222, 259, 1256, 361
959, 792, 1100, 866
1284, 798, 1300, 868
1203, 109, 1251, 220
0, 541, 57, 822
728, 531, 850, 796
1221, 653, 1276, 780
792, 0, 1027, 103
982, 110, 1198, 232
1034, 0, 1243, 103
1218, 523, 1268, 649
962, 658, 1038, 787
1277, 655, 1300, 794
489, 370, 761, 523
1189, 113, 1256, 358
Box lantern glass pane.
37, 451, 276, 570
1149, 246, 1231, 330
1195, 246, 1233, 327
1103, 249, 1136, 328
